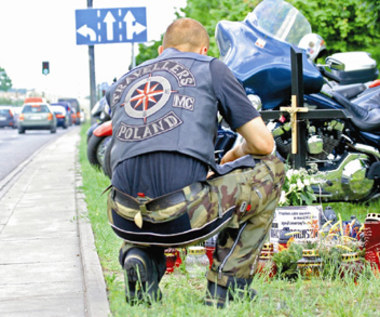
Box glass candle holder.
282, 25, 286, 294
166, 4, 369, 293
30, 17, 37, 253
297, 249, 323, 279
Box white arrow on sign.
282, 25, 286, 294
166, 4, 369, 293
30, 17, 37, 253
77, 24, 97, 41
124, 11, 147, 40
103, 11, 116, 41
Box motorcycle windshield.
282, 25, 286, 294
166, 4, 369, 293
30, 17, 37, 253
245, 0, 311, 47
215, 0, 322, 109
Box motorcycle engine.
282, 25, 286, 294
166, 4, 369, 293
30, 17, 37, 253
273, 119, 344, 162
273, 118, 376, 201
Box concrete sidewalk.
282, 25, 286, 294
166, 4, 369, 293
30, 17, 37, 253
0, 127, 110, 316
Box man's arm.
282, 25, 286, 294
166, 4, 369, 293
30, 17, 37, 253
209, 59, 274, 164
220, 116, 274, 164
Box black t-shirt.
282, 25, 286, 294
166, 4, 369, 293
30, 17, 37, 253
112, 58, 260, 198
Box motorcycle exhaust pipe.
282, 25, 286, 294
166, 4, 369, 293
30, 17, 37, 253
352, 143, 380, 160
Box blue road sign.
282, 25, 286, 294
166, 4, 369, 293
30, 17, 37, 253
75, 7, 147, 45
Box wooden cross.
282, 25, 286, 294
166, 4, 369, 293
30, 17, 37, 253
280, 95, 308, 154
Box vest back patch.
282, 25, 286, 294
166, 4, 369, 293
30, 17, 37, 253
112, 60, 196, 107
116, 111, 183, 142
173, 94, 195, 111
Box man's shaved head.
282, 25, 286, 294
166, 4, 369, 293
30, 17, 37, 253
162, 18, 209, 53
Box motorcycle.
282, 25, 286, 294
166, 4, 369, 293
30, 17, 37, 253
86, 96, 109, 142
86, 96, 113, 177
215, 0, 380, 202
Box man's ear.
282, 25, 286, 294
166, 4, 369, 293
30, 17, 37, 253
158, 45, 164, 55
199, 46, 208, 55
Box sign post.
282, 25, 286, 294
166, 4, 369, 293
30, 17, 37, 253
75, 6, 147, 114
86, 0, 96, 118
75, 7, 147, 45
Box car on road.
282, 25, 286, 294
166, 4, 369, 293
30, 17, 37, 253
18, 103, 57, 134
0, 106, 17, 128
58, 98, 81, 125
69, 107, 78, 125
51, 102, 73, 126
24, 97, 44, 104
11, 106, 21, 126
51, 104, 70, 129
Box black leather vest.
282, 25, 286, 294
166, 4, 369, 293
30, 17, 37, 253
109, 48, 218, 171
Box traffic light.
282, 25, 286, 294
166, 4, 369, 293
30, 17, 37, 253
42, 61, 50, 75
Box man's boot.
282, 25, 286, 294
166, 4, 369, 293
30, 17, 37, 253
204, 278, 257, 308
123, 248, 162, 305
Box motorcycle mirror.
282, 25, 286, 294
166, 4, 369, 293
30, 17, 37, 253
325, 57, 345, 71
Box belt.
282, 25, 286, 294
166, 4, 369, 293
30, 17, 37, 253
112, 182, 204, 212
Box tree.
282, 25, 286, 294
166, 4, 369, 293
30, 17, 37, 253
135, 0, 256, 63
135, 0, 379, 68
136, 38, 162, 66
0, 67, 12, 91
179, 0, 258, 57
288, 0, 380, 66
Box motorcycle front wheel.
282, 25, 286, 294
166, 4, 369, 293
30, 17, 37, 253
102, 138, 112, 179
87, 134, 111, 168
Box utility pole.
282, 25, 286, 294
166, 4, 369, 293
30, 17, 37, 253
131, 42, 136, 69
87, 0, 96, 121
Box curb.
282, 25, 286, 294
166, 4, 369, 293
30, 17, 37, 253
75, 134, 111, 316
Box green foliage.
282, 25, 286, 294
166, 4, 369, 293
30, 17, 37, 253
273, 242, 304, 279
79, 123, 120, 273
288, 0, 380, 69
0, 97, 22, 106
0, 66, 12, 91
136, 38, 162, 66
272, 240, 368, 281
179, 0, 259, 57
324, 199, 380, 224
136, 0, 379, 68
135, 0, 257, 62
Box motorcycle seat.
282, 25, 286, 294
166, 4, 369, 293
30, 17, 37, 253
328, 82, 367, 100
332, 89, 380, 132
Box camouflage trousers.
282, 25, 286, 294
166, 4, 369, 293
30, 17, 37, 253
108, 154, 285, 286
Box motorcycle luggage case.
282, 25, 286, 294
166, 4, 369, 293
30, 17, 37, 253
326, 52, 379, 85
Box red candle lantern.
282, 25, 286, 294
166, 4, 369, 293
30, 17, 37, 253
364, 213, 380, 271
255, 242, 277, 278
339, 252, 364, 283
164, 248, 177, 274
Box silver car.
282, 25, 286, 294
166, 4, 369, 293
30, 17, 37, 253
18, 103, 57, 134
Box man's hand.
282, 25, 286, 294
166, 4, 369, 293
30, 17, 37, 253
220, 116, 274, 164
220, 145, 244, 165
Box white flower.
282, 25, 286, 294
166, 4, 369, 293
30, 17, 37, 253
297, 178, 305, 190
279, 190, 287, 205
286, 169, 294, 179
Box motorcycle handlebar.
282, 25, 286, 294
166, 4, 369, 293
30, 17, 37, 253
317, 65, 341, 83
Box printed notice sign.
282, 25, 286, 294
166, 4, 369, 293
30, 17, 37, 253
270, 205, 323, 243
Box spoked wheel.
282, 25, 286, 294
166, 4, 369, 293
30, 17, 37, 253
102, 138, 113, 179
87, 134, 111, 168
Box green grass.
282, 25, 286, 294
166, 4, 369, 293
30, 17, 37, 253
78, 123, 380, 316
324, 200, 380, 224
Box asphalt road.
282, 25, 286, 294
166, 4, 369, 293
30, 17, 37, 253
0, 126, 72, 182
